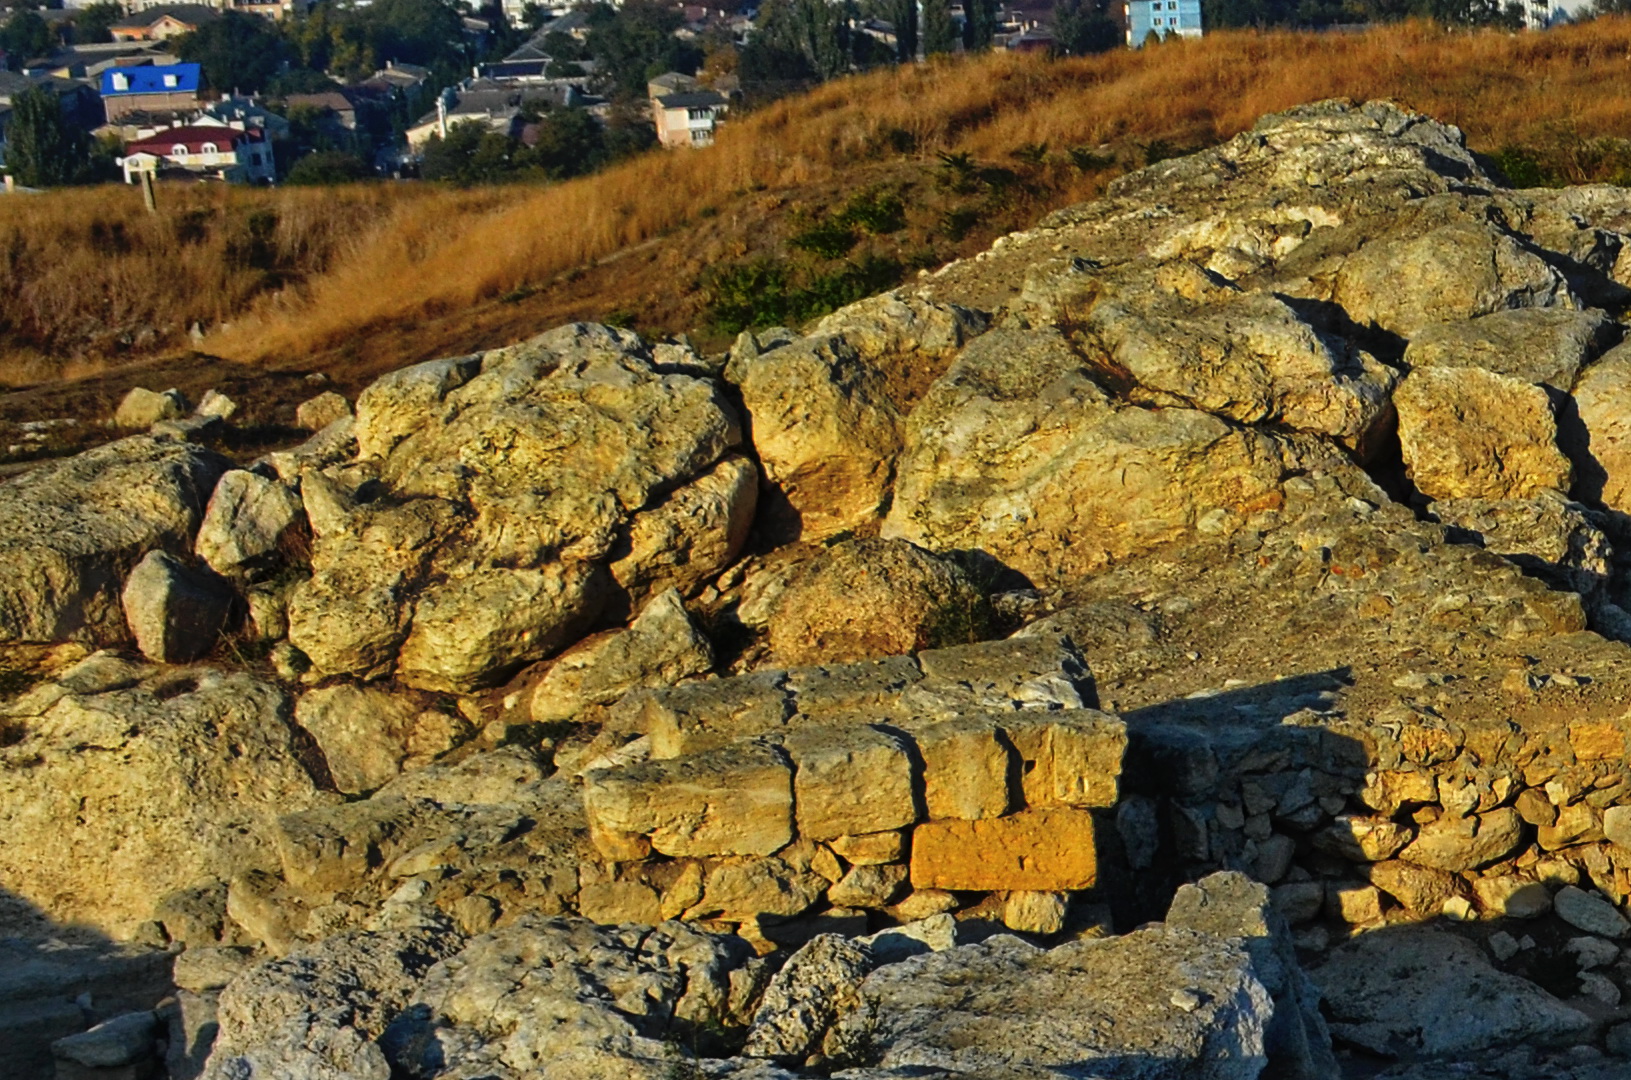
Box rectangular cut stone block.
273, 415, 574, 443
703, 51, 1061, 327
910, 808, 1099, 891
910, 713, 1013, 821
632, 672, 794, 759
785, 655, 923, 720
785, 725, 918, 840
582, 741, 792, 857
1003, 710, 1126, 809
1571, 720, 1628, 762
913, 632, 1092, 712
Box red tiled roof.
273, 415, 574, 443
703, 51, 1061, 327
126, 125, 262, 154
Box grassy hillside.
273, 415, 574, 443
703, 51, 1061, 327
9, 17, 1631, 429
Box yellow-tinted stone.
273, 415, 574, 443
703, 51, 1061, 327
909, 808, 1098, 891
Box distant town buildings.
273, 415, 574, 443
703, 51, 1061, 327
1125, 0, 1202, 44
119, 122, 275, 183
100, 62, 203, 121
109, 5, 220, 42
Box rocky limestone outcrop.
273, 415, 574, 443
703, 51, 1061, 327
0, 437, 226, 643
287, 324, 750, 691
0, 658, 324, 937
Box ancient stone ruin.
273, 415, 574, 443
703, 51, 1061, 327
15, 99, 1631, 1078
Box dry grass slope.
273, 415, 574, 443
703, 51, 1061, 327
8, 18, 1631, 390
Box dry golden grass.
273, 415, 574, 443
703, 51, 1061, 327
12, 17, 1631, 382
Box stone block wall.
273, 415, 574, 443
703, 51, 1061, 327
577, 634, 1128, 936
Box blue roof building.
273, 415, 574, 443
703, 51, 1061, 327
1125, 0, 1201, 45
100, 63, 201, 98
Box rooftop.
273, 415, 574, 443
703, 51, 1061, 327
656, 90, 727, 109
100, 63, 202, 96
110, 5, 222, 29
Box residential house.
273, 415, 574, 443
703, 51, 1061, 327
29, 42, 182, 80
405, 80, 575, 150
199, 96, 291, 140
646, 71, 699, 100
286, 89, 361, 130
0, 71, 104, 130
100, 63, 202, 120
110, 6, 220, 42
539, 9, 592, 41
119, 122, 275, 182
1125, 0, 1200, 44
652, 89, 726, 149
226, 0, 318, 19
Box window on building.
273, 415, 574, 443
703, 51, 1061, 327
163, 74, 178, 88
172, 144, 188, 157
111, 72, 129, 91
201, 142, 218, 155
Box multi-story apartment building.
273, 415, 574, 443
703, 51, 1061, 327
1125, 0, 1201, 45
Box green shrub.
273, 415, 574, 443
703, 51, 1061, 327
790, 218, 859, 258
840, 189, 907, 234
1489, 144, 1560, 188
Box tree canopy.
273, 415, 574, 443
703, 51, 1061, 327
176, 11, 287, 94
4, 86, 86, 187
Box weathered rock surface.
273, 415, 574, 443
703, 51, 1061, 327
289, 324, 745, 691
530, 588, 713, 723
742, 934, 873, 1063
734, 538, 990, 666
0, 437, 226, 643
1396, 365, 1575, 501
1314, 927, 1592, 1058
1402, 307, 1618, 390
738, 334, 903, 542
194, 469, 306, 580
121, 550, 234, 664
0, 664, 323, 936
115, 387, 188, 429
295, 683, 420, 795
296, 391, 353, 432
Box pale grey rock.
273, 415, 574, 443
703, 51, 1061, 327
163, 989, 220, 1080
195, 470, 305, 579
51, 1010, 157, 1068
201, 926, 457, 1080
261, 415, 357, 483
1572, 342, 1631, 523
826, 864, 908, 910
742, 934, 874, 1063
825, 928, 1274, 1078
295, 684, 418, 795
173, 947, 255, 993
530, 588, 713, 723
122, 550, 233, 663
115, 387, 188, 429
862, 914, 960, 964
1403, 307, 1618, 390
195, 389, 238, 421
1565, 936, 1619, 971
1334, 221, 1576, 338
0, 436, 226, 643
1313, 926, 1591, 1057
1395, 366, 1572, 501
296, 391, 353, 432
1555, 886, 1631, 939
1398, 807, 1524, 872
377, 916, 751, 1079
0, 671, 322, 937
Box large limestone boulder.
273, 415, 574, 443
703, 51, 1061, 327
1402, 307, 1619, 390
1395, 366, 1573, 500
201, 926, 457, 1080
530, 588, 713, 723
0, 436, 227, 644
288, 324, 747, 692
1570, 341, 1631, 524
1427, 492, 1616, 613
605, 454, 757, 608
883, 327, 1336, 582
0, 664, 324, 937
734, 539, 991, 666
121, 550, 234, 664
114, 387, 188, 429
294, 683, 420, 795
1334, 221, 1575, 337
737, 334, 903, 542
194, 469, 306, 580
1312, 926, 1591, 1058
822, 929, 1275, 1078
377, 917, 752, 1079
1021, 260, 1398, 455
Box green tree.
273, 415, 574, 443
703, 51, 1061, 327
585, 0, 702, 98
1053, 0, 1122, 52
287, 149, 374, 183
4, 86, 86, 186
0, 9, 51, 66
520, 105, 602, 178
920, 0, 958, 54
176, 11, 286, 93
362, 0, 466, 67
963, 0, 998, 50
879, 0, 916, 60
73, 1, 124, 45
752, 0, 853, 80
